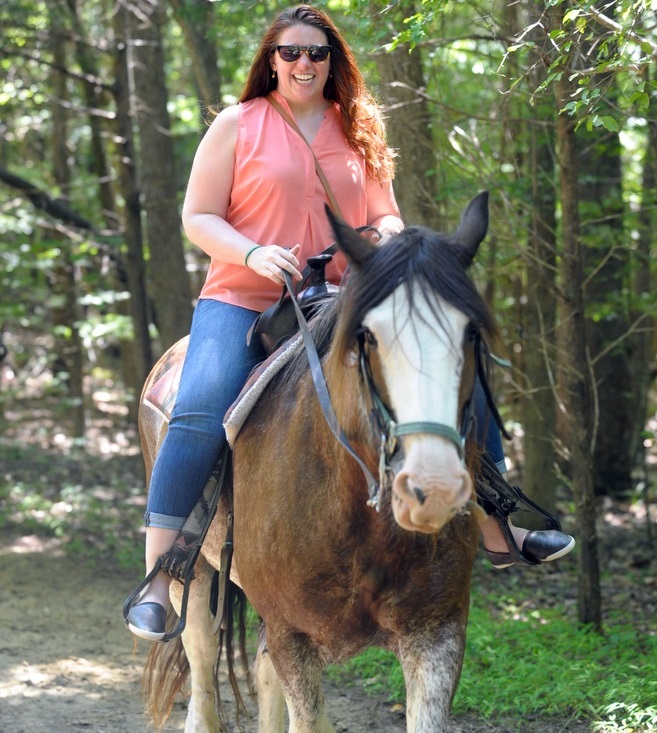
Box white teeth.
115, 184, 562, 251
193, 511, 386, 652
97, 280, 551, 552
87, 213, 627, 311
295, 75, 313, 81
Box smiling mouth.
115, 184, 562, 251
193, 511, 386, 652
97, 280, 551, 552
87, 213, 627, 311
294, 74, 314, 83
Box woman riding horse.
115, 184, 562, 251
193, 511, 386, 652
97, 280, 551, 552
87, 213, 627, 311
125, 3, 574, 643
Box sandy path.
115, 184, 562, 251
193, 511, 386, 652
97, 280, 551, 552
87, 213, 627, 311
0, 530, 407, 733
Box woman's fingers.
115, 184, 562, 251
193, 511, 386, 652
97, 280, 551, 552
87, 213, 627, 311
247, 244, 302, 285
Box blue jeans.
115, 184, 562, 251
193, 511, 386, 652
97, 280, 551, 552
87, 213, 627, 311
473, 380, 506, 472
145, 299, 266, 529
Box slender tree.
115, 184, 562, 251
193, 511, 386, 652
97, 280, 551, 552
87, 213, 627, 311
552, 3, 601, 630
49, 2, 86, 437
121, 0, 193, 349
370, 1, 442, 229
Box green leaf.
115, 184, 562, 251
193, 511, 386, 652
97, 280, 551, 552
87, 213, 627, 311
598, 116, 620, 132
563, 8, 580, 24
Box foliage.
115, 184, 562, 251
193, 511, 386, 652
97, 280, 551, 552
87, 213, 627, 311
327, 586, 657, 731
0, 438, 146, 571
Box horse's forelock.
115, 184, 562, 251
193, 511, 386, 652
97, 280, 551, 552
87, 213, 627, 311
333, 227, 499, 360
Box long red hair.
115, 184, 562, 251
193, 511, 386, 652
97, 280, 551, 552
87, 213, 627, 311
239, 5, 396, 183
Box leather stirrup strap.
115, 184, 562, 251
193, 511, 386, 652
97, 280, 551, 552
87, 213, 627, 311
122, 445, 231, 643
266, 93, 345, 219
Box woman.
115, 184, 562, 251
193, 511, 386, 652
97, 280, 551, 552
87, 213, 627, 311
126, 5, 573, 642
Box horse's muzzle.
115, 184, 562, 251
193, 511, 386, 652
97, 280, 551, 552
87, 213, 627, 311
391, 439, 472, 534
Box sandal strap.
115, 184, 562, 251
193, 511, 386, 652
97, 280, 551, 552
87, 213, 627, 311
475, 453, 562, 531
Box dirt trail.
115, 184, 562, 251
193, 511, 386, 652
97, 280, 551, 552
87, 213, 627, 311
0, 529, 410, 733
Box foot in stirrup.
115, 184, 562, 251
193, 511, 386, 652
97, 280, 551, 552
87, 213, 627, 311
127, 601, 167, 641
486, 528, 576, 570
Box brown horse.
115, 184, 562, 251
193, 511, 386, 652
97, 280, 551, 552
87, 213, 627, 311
140, 193, 498, 732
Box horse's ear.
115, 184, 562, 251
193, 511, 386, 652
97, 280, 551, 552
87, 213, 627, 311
452, 191, 489, 267
325, 205, 377, 268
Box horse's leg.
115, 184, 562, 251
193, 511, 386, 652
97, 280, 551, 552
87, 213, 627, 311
265, 629, 336, 733
254, 635, 286, 733
170, 556, 221, 733
398, 624, 466, 733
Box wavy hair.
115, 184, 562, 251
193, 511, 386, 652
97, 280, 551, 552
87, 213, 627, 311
239, 5, 396, 183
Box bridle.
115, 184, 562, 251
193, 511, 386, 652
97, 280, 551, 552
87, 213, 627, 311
355, 322, 505, 510
284, 269, 508, 512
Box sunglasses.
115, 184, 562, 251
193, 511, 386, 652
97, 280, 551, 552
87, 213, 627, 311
276, 45, 332, 63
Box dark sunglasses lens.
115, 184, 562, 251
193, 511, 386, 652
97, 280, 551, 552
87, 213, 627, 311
278, 46, 330, 62
308, 46, 330, 62
279, 46, 301, 62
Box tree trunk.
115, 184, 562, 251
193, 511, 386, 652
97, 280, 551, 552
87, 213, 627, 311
520, 3, 558, 516
631, 85, 657, 470
372, 2, 442, 229
112, 4, 154, 389
553, 6, 601, 630
167, 0, 221, 113
578, 119, 632, 497
123, 0, 193, 348
49, 4, 86, 438
65, 0, 118, 231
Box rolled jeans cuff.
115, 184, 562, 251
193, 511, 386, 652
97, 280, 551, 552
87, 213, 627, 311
144, 511, 187, 530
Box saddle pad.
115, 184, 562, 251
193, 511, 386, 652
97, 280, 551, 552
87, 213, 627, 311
224, 334, 302, 447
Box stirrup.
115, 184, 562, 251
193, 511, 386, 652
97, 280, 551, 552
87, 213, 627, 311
122, 444, 231, 643
475, 453, 562, 566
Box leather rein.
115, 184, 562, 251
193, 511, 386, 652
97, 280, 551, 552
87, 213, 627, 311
283, 270, 508, 511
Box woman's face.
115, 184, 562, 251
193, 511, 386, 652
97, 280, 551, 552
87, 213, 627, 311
271, 24, 331, 107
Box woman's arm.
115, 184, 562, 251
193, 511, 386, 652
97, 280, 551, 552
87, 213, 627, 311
365, 177, 404, 237
181, 105, 301, 284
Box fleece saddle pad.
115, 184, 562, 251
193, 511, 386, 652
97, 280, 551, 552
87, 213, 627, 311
223, 334, 302, 446
141, 333, 302, 444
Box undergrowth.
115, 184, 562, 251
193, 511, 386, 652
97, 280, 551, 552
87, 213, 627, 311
0, 439, 145, 571
327, 589, 657, 732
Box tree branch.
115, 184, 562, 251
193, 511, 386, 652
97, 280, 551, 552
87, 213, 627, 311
0, 167, 94, 230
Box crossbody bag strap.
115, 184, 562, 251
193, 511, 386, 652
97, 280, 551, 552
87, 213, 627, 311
266, 94, 345, 220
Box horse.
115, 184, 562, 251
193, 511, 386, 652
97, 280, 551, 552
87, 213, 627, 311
138, 192, 498, 733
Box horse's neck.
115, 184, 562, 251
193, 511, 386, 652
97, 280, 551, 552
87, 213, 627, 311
323, 349, 375, 463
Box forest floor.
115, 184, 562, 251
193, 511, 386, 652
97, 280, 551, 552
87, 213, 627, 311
0, 390, 655, 733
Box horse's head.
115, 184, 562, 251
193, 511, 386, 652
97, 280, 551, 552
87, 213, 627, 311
328, 192, 497, 534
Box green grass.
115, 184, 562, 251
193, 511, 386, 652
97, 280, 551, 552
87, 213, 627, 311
327, 590, 657, 732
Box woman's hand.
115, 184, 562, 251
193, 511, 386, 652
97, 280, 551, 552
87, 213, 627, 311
246, 244, 302, 285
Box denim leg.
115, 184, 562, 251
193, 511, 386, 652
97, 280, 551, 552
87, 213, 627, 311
145, 299, 265, 527
473, 378, 507, 473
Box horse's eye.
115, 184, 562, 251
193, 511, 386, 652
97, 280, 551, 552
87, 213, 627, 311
356, 326, 378, 348
364, 329, 378, 348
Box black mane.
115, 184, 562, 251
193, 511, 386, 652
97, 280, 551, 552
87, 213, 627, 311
272, 225, 498, 390
333, 225, 497, 355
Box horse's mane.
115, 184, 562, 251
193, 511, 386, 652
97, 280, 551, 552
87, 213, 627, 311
272, 225, 499, 392
333, 225, 498, 356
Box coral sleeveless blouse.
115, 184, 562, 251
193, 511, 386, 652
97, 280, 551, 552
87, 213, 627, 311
198, 91, 368, 312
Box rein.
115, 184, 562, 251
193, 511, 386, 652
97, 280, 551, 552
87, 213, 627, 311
283, 271, 506, 511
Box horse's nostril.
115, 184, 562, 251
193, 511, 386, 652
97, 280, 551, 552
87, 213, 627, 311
413, 487, 426, 505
